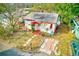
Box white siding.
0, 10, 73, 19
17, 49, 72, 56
52, 24, 56, 32
25, 20, 32, 29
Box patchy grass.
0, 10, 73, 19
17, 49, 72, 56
53, 24, 75, 56
0, 24, 75, 56
4, 31, 44, 52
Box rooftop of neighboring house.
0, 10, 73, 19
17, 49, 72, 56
0, 14, 6, 19
0, 14, 9, 28
23, 12, 59, 24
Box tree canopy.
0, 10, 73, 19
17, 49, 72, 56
32, 3, 79, 24
0, 4, 19, 37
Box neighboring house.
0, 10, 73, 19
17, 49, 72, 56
0, 14, 9, 28
15, 8, 31, 17
19, 12, 61, 35
70, 19, 79, 39
70, 18, 79, 56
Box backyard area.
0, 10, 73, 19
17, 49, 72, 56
0, 24, 75, 56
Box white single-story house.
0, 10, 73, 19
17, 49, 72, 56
22, 12, 61, 35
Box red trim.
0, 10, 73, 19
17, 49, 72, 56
50, 24, 52, 29
55, 25, 59, 33
32, 21, 40, 24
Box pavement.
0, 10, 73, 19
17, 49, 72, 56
0, 39, 48, 56
0, 48, 48, 56
0, 40, 13, 52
